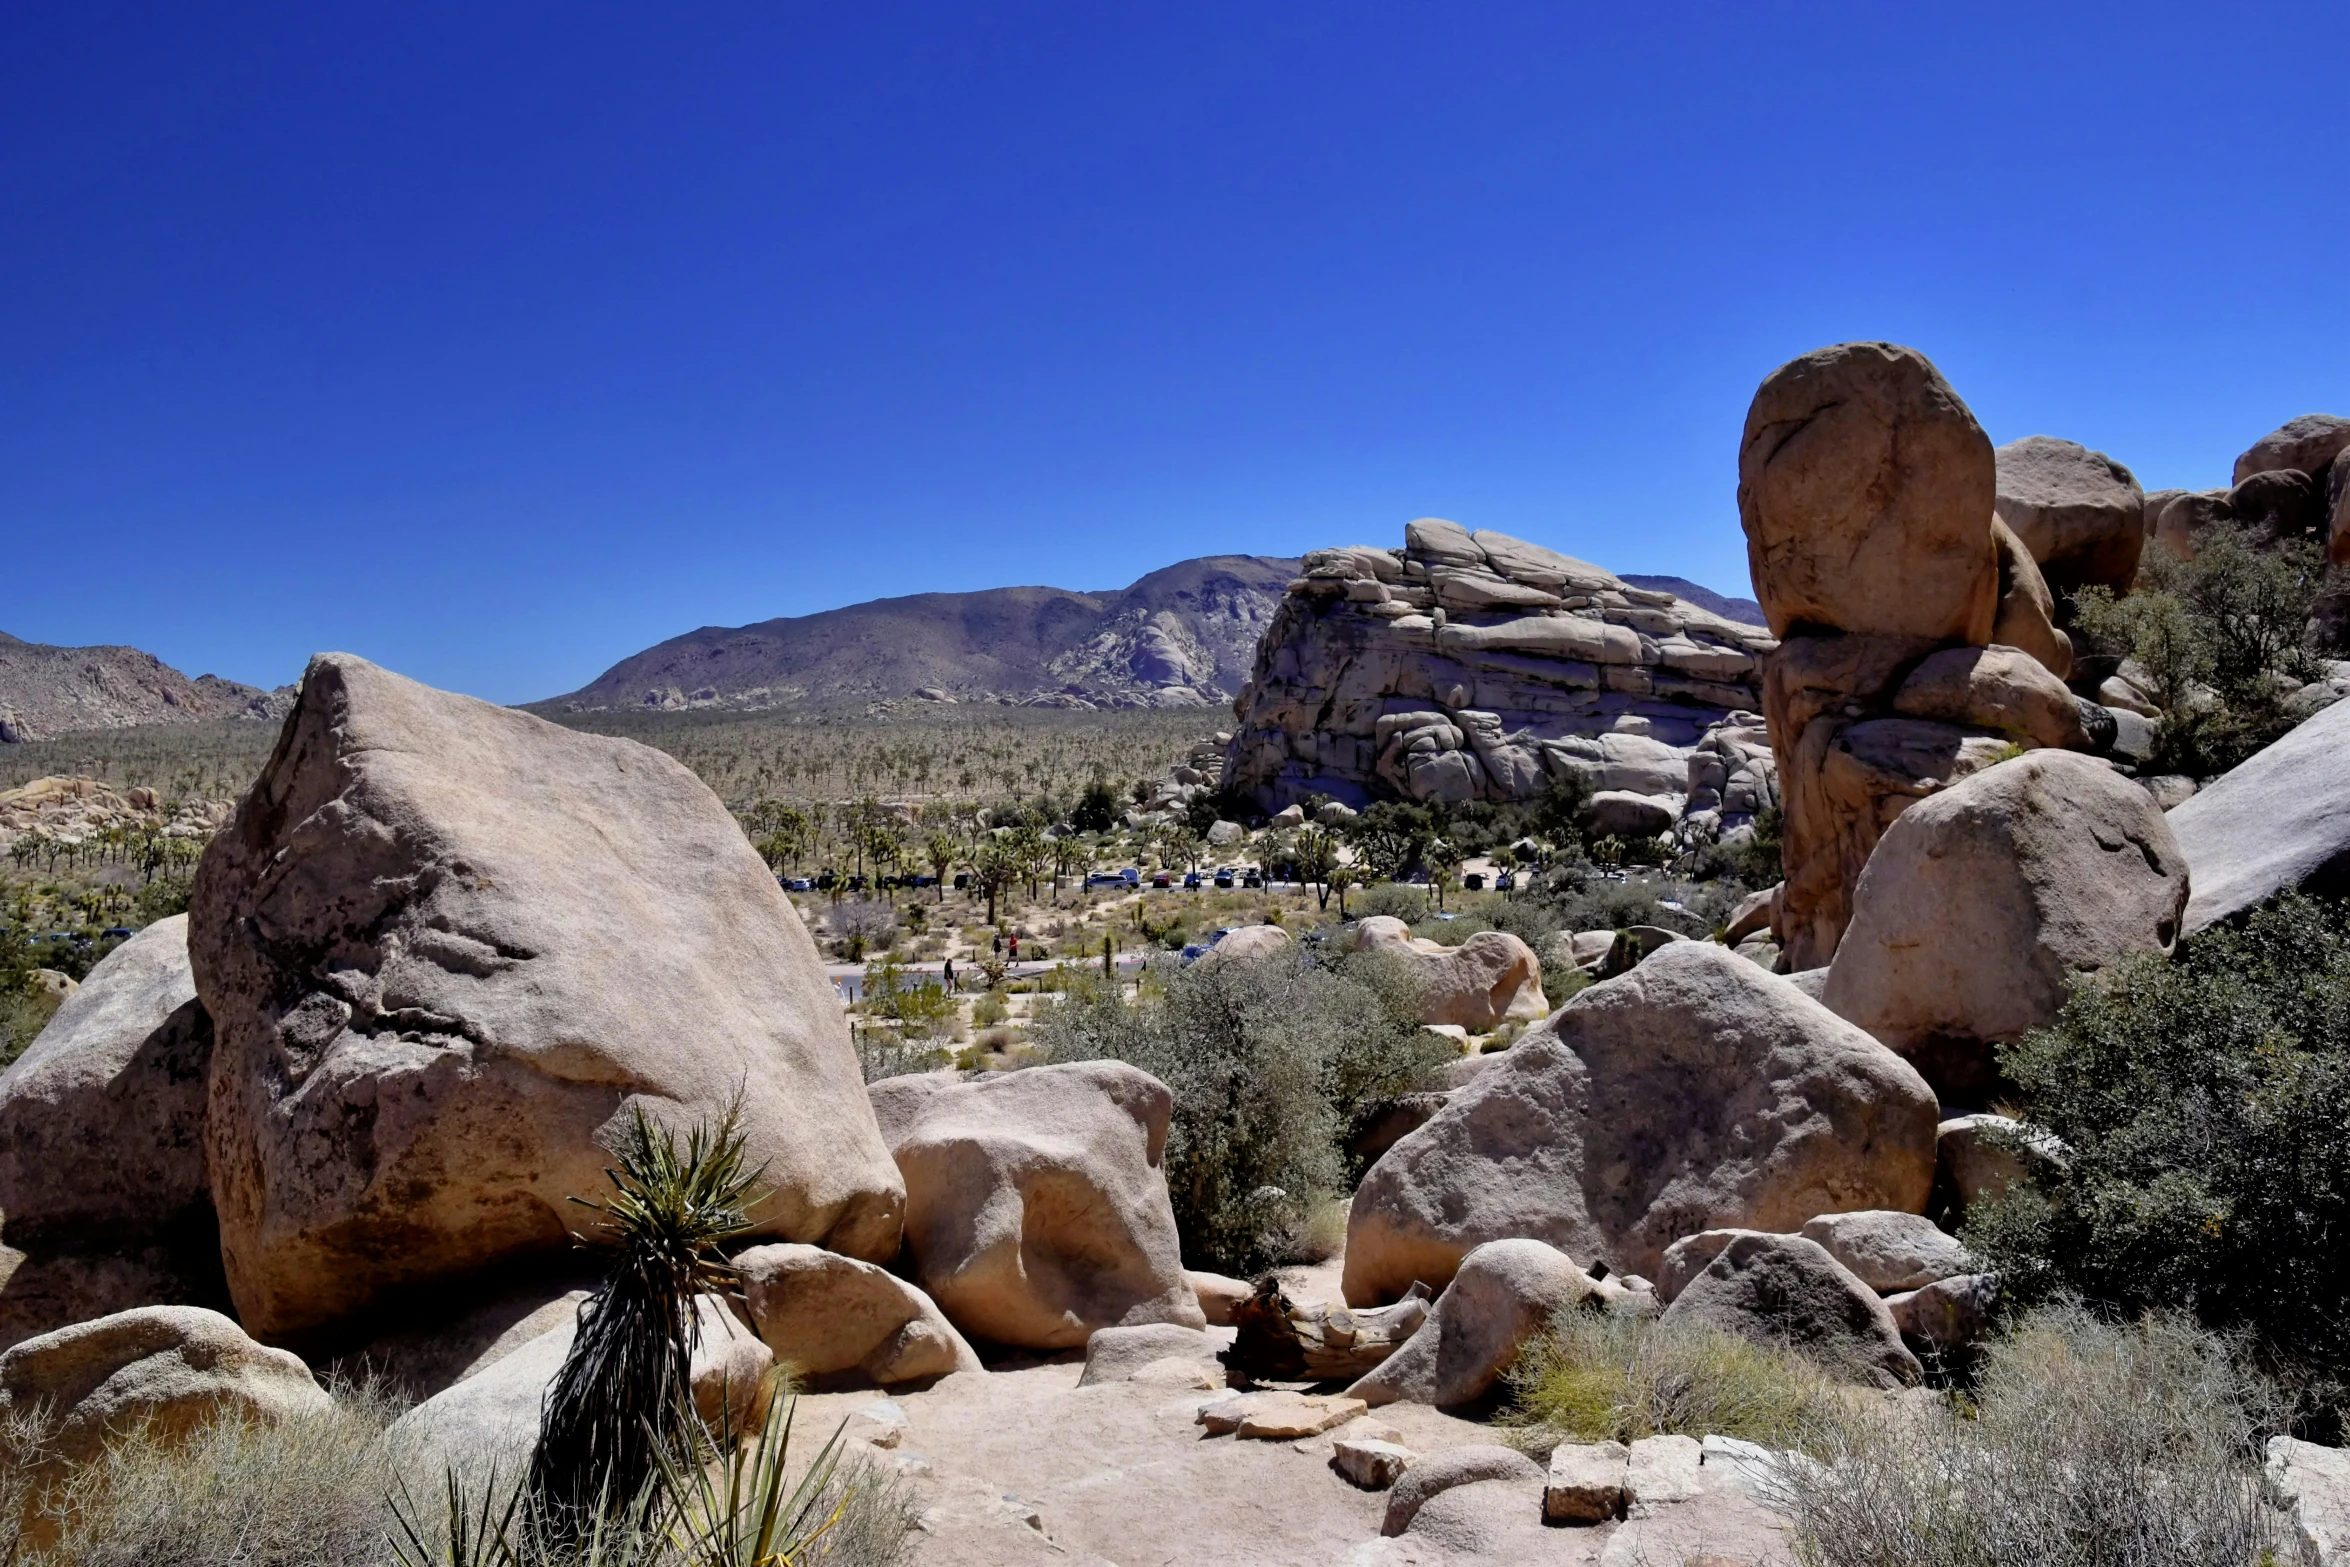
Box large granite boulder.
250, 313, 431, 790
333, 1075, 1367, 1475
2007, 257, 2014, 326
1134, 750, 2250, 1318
1658, 1230, 1921, 1388
1350, 918, 1548, 1030
190, 654, 904, 1347
1220, 521, 1777, 835
1343, 942, 1937, 1305
1738, 342, 1998, 644
2166, 691, 2350, 933
0, 916, 225, 1350
1797, 1210, 1972, 1293
867, 1061, 1204, 1349
1740, 345, 2112, 969
1993, 435, 2146, 599
0, 1305, 327, 1467
2233, 414, 2350, 486
1821, 751, 2190, 1103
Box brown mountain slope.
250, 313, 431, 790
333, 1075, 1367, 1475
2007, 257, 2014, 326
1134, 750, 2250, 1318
0, 632, 290, 743
534, 554, 1304, 714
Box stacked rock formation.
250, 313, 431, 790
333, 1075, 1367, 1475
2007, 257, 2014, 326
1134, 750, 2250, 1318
1221, 519, 1780, 840
2145, 413, 2350, 567
1739, 343, 2126, 969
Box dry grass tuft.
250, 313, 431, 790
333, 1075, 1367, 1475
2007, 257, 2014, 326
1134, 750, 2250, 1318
1504, 1308, 1837, 1451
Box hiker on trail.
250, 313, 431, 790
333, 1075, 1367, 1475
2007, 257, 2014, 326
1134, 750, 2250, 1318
943, 956, 956, 991
991, 931, 1003, 957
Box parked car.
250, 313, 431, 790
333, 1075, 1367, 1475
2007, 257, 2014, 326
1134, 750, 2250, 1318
1212, 868, 1235, 889
782, 876, 814, 892
1183, 871, 1203, 890
1119, 867, 1141, 886
1463, 872, 1485, 891
1150, 871, 1173, 888
1241, 869, 1263, 889
1083, 871, 1125, 888
1494, 872, 1515, 892
953, 872, 971, 890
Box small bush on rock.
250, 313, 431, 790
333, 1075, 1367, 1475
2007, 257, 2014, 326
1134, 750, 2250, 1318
1967, 894, 2350, 1406
1776, 1307, 2290, 1567
1503, 1310, 1834, 1452
1034, 950, 1446, 1274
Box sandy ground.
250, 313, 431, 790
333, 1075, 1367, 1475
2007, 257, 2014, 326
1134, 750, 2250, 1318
786, 1260, 1796, 1567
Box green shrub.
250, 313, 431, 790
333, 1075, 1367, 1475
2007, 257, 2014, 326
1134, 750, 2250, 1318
1966, 894, 2350, 1405
1034, 949, 1446, 1273
2072, 522, 2331, 778
1775, 1308, 2290, 1567
1503, 1309, 1834, 1451
1350, 881, 1428, 924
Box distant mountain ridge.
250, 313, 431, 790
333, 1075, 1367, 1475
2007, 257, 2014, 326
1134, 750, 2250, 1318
534, 554, 1306, 714
0, 632, 291, 744
1620, 575, 1765, 627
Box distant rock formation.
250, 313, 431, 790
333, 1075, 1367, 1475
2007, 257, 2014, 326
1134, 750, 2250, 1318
534, 554, 1301, 715
1219, 520, 1780, 839
0, 633, 288, 744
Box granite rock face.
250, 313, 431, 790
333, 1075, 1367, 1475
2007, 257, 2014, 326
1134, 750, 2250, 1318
1221, 520, 1779, 843
1739, 345, 2120, 969
190, 654, 905, 1347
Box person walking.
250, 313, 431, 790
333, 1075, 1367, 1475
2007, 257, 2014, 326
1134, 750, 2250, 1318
943, 955, 956, 992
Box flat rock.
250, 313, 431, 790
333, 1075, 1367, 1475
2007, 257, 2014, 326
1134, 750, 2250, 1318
2168, 690, 2350, 934
1076, 1322, 1221, 1388
1626, 1433, 1704, 1515
1546, 1439, 1630, 1523
1334, 1437, 1416, 1490
2269, 1434, 2350, 1566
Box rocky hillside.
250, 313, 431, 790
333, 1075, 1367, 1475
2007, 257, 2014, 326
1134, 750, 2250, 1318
535, 554, 1304, 715
0, 633, 289, 744
1620, 574, 1764, 627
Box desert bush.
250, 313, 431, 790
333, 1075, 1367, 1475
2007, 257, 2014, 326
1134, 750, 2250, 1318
16, 1381, 405, 1567
823, 900, 897, 961
1774, 1308, 2290, 1567
1350, 881, 1427, 923
2073, 522, 2331, 778
1034, 949, 1447, 1273
1965, 894, 2350, 1408
1503, 1309, 1834, 1452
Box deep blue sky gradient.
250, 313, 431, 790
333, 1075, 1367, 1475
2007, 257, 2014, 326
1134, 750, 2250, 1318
5, 2, 2345, 702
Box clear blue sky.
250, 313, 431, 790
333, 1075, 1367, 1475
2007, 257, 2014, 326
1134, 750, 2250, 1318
5, 3, 2344, 704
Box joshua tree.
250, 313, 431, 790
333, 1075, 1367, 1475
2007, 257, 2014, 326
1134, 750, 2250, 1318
924, 830, 958, 901
525, 1105, 762, 1537
1292, 825, 1340, 910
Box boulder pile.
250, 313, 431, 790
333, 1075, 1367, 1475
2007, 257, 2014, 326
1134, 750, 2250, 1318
1221, 518, 1780, 842
1739, 343, 2132, 968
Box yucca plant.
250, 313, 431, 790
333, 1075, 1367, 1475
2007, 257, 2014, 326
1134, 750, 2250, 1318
525, 1102, 765, 1539
649, 1390, 854, 1567
387, 1463, 664, 1567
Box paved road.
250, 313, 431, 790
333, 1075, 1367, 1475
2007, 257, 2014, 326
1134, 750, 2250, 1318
824, 954, 1151, 1003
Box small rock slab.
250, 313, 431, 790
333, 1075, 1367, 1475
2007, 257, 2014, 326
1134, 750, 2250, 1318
1627, 1433, 1704, 1516
1381, 1443, 1544, 1536
1546, 1438, 1630, 1522
1332, 1437, 1415, 1490
1194, 1389, 1365, 1439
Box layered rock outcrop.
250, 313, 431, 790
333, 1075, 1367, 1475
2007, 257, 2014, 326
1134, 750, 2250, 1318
1222, 519, 1779, 841
190, 653, 905, 1347
1739, 344, 2121, 968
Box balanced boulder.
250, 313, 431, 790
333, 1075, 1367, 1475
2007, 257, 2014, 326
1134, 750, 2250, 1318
1821, 751, 2189, 1103
189, 654, 904, 1346
1993, 435, 2146, 598
1351, 918, 1547, 1030
2167, 689, 2350, 933
734, 1242, 979, 1387
1659, 1231, 1921, 1388
867, 1061, 1204, 1349
1739, 341, 1998, 644
0, 1305, 327, 1467
1344, 942, 1936, 1304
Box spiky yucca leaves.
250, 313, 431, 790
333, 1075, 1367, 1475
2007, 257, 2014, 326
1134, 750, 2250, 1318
649, 1390, 853, 1567
525, 1103, 765, 1538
